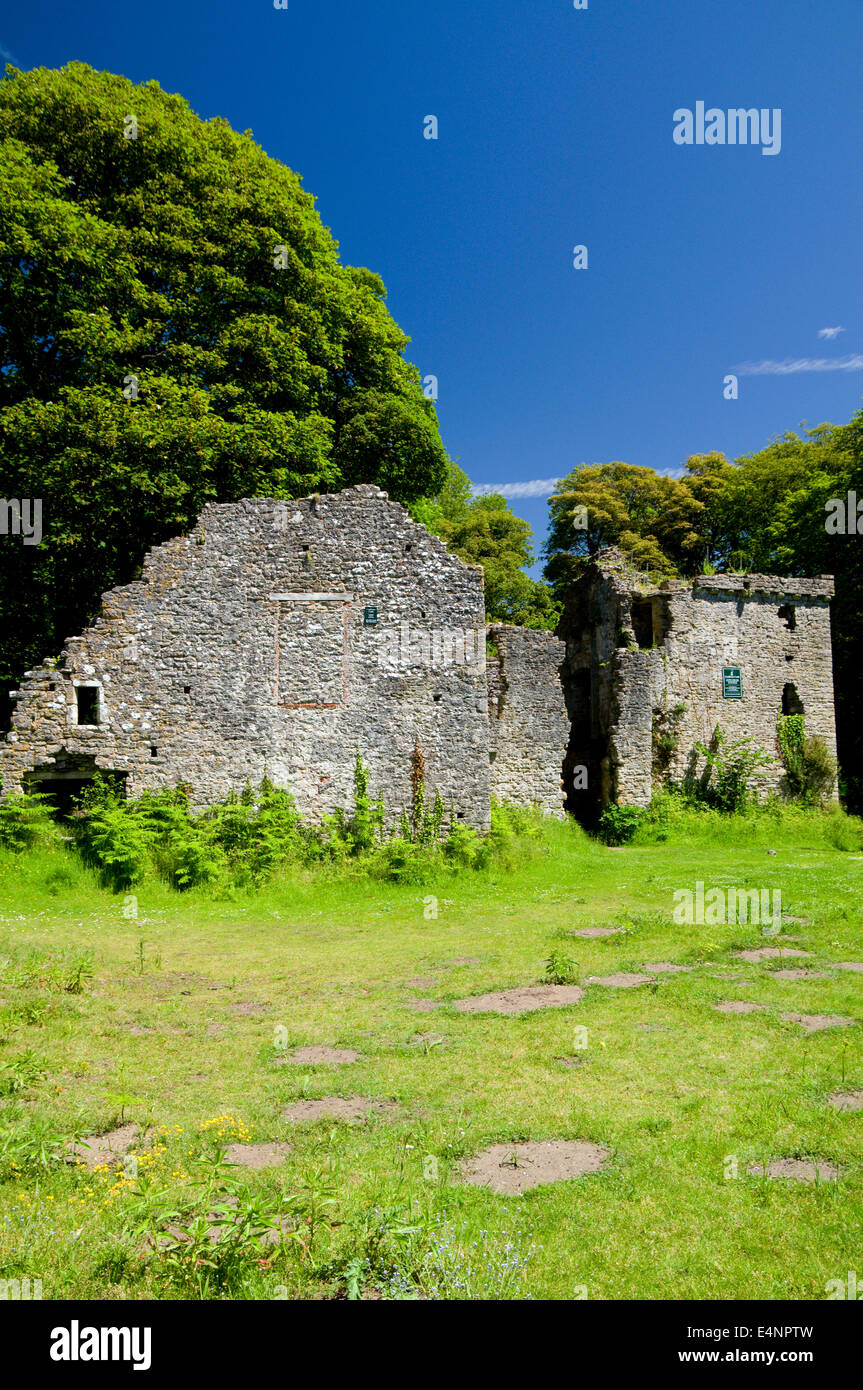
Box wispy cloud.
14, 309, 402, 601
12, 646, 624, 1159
734, 355, 863, 376
472, 477, 561, 499
817, 326, 845, 340
0, 44, 16, 64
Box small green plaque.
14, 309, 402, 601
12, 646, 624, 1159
722, 666, 742, 699
363, 605, 378, 627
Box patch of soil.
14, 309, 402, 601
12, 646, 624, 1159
555, 1056, 588, 1068
713, 1001, 768, 1014
67, 1122, 140, 1170
832, 961, 863, 975
453, 984, 584, 1015
637, 1023, 671, 1032
207, 1023, 226, 1037
828, 1091, 863, 1112
782, 916, 811, 925
570, 927, 623, 939
769, 969, 832, 981
458, 1140, 609, 1194
406, 977, 439, 989
448, 956, 482, 966
747, 1158, 841, 1182
136, 972, 225, 996
643, 962, 694, 974
282, 1097, 396, 1124
588, 973, 653, 989
405, 999, 443, 1013
781, 1013, 856, 1033
280, 1046, 360, 1066
736, 948, 812, 963
127, 1025, 152, 1036
229, 1000, 269, 1016
224, 1142, 293, 1169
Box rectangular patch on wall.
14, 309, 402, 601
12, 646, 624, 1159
722, 666, 743, 699
273, 598, 350, 707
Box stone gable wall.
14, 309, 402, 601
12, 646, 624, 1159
1, 486, 492, 827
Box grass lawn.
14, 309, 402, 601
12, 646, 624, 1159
1, 811, 861, 1300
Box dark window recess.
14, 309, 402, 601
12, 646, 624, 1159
433, 693, 442, 703
150, 746, 158, 758
456, 811, 466, 820
782, 683, 804, 716
76, 687, 99, 725
631, 600, 655, 650
183, 686, 191, 694
778, 604, 797, 631
404, 542, 412, 553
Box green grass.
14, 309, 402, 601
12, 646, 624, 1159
1, 807, 862, 1300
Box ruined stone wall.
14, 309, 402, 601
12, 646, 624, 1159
642, 573, 837, 801
1, 486, 492, 828
487, 625, 569, 815
558, 551, 837, 812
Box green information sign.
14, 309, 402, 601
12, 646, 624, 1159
722, 667, 742, 699
363, 606, 378, 627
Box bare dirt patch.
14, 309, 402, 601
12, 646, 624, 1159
828, 1091, 863, 1112
832, 961, 863, 975
448, 956, 482, 966
769, 969, 832, 981
781, 1013, 855, 1033
67, 1123, 140, 1170
282, 1097, 396, 1124
588, 973, 653, 989
643, 962, 694, 974
453, 984, 584, 1015
135, 972, 225, 997
127, 1025, 152, 1036
409, 1032, 447, 1048
224, 1142, 293, 1169
458, 1140, 609, 1194
713, 1001, 768, 1015
736, 948, 812, 963
570, 927, 623, 939
405, 999, 443, 1013
229, 1000, 269, 1016
280, 1046, 360, 1066
747, 1159, 842, 1182
406, 977, 439, 989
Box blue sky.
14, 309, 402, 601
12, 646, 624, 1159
3, 0, 862, 569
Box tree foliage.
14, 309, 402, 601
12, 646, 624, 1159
0, 62, 447, 696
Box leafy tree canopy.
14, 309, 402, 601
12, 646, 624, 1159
0, 62, 448, 688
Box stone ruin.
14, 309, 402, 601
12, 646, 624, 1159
0, 487, 838, 826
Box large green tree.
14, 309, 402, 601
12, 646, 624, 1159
0, 63, 448, 707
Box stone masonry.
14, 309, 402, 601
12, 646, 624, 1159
0, 510, 839, 827
1, 487, 492, 826
559, 548, 837, 817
